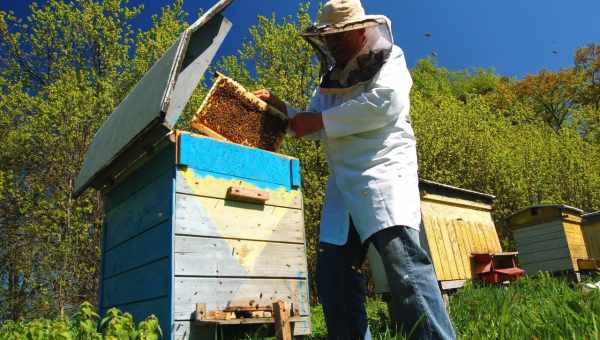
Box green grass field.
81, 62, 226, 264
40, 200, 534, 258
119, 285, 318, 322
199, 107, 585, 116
309, 273, 600, 339
2, 273, 599, 339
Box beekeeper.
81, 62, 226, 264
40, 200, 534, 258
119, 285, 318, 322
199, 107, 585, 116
255, 1, 455, 339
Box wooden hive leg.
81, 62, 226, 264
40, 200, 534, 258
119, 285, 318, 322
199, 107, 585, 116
273, 300, 292, 340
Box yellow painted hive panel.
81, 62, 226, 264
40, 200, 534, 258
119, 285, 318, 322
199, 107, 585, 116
421, 198, 502, 281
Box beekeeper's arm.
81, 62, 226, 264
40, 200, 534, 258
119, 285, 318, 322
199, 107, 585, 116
285, 92, 324, 140
321, 51, 412, 138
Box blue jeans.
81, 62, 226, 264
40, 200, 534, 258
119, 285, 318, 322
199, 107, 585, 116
316, 222, 456, 340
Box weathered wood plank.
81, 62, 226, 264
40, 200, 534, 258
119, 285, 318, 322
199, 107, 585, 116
522, 258, 573, 274
422, 215, 444, 280
176, 168, 302, 209
471, 222, 489, 253
104, 172, 172, 250
458, 220, 476, 278
482, 222, 502, 251
173, 278, 310, 321
452, 219, 471, 279
422, 194, 491, 211
447, 219, 465, 279
102, 258, 170, 307
440, 280, 466, 290
273, 301, 292, 340
178, 134, 295, 188
519, 247, 571, 265
430, 217, 450, 280
439, 217, 461, 280
583, 220, 600, 259
104, 146, 175, 212
103, 221, 170, 278
174, 236, 307, 278
512, 221, 564, 239
508, 206, 573, 230
516, 237, 568, 255
514, 230, 566, 246
564, 222, 587, 246
174, 193, 304, 243
172, 317, 311, 339
463, 221, 480, 254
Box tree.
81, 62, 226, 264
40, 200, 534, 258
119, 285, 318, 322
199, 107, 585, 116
0, 0, 188, 320
575, 43, 600, 110
513, 69, 583, 131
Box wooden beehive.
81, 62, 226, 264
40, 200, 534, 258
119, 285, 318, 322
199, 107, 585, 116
370, 180, 504, 292
191, 73, 288, 151
583, 211, 600, 261
507, 205, 588, 274
74, 3, 310, 338
99, 132, 310, 339
419, 180, 503, 289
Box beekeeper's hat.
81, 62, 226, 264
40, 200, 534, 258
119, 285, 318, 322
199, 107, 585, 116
301, 0, 391, 37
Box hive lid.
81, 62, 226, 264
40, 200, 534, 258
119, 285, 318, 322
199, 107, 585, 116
74, 0, 233, 196
583, 211, 600, 223
509, 204, 584, 218
419, 179, 496, 206
507, 204, 584, 229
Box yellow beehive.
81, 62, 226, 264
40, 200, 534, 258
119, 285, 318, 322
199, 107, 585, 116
507, 205, 587, 274
369, 180, 504, 292
419, 180, 503, 288
583, 211, 600, 261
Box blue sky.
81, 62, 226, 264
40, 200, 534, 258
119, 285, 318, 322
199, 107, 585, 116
3, 0, 600, 78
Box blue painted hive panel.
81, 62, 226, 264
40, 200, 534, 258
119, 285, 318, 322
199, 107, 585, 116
100, 145, 175, 339
173, 133, 310, 337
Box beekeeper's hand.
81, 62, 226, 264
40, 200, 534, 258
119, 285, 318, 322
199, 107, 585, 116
254, 89, 286, 114
290, 112, 323, 138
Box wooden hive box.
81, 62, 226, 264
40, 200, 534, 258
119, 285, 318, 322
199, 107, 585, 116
507, 205, 587, 274
73, 2, 310, 338
370, 180, 503, 292
583, 211, 600, 262
419, 180, 503, 290
99, 132, 310, 339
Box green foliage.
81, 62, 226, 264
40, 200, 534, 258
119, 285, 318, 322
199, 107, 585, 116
0, 303, 161, 339
410, 62, 600, 245
450, 274, 600, 339
0, 0, 188, 320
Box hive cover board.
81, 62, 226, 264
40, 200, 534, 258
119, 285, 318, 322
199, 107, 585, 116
74, 0, 233, 196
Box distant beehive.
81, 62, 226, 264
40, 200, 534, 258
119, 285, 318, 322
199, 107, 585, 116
507, 205, 587, 274
192, 73, 288, 151
583, 211, 600, 261
370, 180, 504, 292
419, 180, 503, 287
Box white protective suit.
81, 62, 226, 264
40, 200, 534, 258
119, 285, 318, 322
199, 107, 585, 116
287, 23, 421, 246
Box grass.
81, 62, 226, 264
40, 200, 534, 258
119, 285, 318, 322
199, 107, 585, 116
449, 273, 600, 339
242, 273, 600, 339
3, 273, 599, 339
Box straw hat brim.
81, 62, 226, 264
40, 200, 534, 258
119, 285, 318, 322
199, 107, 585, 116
301, 15, 389, 37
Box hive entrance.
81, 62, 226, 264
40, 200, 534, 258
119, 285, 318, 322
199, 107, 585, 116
192, 73, 288, 151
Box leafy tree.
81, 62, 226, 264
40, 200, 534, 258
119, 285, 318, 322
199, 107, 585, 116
513, 69, 583, 131
575, 43, 600, 109
0, 0, 188, 320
